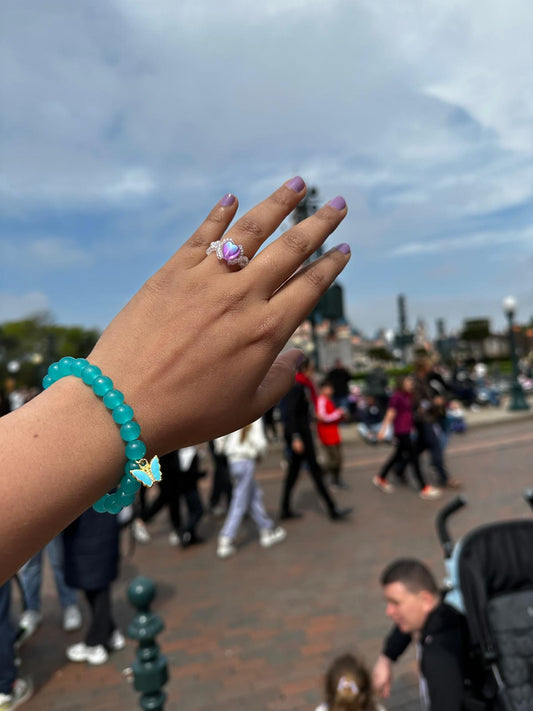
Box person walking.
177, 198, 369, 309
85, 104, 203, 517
0, 581, 33, 710
62, 507, 125, 665
279, 358, 352, 521
372, 376, 441, 501
17, 537, 82, 644
410, 357, 460, 489
316, 379, 348, 489
216, 419, 287, 559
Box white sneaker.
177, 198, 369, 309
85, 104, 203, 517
419, 485, 443, 501
63, 605, 82, 632
109, 629, 126, 651
17, 610, 43, 644
0, 677, 33, 710
372, 476, 395, 494
132, 519, 151, 544
259, 526, 287, 548
216, 536, 236, 559
66, 642, 108, 665
168, 531, 180, 546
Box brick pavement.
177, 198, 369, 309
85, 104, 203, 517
16, 413, 533, 711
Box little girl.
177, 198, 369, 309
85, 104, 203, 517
216, 419, 286, 559
315, 653, 385, 711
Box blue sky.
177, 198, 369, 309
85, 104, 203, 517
2, 0, 533, 337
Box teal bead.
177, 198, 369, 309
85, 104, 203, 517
92, 498, 107, 513
71, 358, 88, 377
121, 474, 141, 494
112, 404, 133, 424
92, 376, 113, 397
105, 497, 123, 515
103, 389, 124, 410
118, 490, 136, 507
47, 362, 62, 381
58, 356, 75, 377
124, 459, 137, 475
125, 439, 146, 460
81, 364, 102, 385
42, 375, 53, 389
120, 421, 141, 442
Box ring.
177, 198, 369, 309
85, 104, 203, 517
206, 238, 249, 268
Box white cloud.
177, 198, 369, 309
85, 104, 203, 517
0, 292, 50, 322
2, 237, 92, 269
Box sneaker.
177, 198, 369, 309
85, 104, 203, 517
216, 536, 236, 559
17, 610, 42, 644
132, 519, 151, 544
372, 476, 394, 494
108, 629, 126, 651
330, 506, 353, 521
330, 480, 349, 490
168, 531, 180, 546
419, 485, 443, 501
63, 605, 82, 632
0, 677, 33, 710
259, 526, 287, 548
66, 642, 108, 665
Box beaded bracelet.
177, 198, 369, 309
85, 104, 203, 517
42, 357, 160, 515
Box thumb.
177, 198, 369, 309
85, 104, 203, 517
252, 349, 304, 416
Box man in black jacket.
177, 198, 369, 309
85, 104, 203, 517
372, 558, 470, 711
279, 358, 352, 521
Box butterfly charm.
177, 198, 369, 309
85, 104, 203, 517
130, 456, 162, 487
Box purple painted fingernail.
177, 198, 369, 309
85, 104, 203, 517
220, 193, 235, 206
336, 243, 351, 255
286, 176, 305, 192
328, 196, 347, 210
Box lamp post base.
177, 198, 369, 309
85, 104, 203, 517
508, 383, 530, 411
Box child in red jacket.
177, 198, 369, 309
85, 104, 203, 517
316, 379, 348, 489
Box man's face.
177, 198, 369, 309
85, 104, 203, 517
383, 582, 433, 634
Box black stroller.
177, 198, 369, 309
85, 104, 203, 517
436, 490, 533, 711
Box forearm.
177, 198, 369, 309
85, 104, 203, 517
0, 378, 125, 583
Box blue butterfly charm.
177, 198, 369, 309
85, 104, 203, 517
130, 456, 162, 487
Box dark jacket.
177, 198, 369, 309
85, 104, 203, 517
383, 602, 468, 711
63, 507, 120, 591
282, 380, 313, 443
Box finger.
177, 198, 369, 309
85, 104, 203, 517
175, 193, 240, 269
248, 196, 348, 295
269, 243, 351, 324
249, 349, 304, 417
205, 176, 307, 269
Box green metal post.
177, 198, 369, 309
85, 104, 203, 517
127, 576, 169, 710
506, 311, 530, 411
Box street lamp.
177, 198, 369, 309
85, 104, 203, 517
502, 296, 530, 411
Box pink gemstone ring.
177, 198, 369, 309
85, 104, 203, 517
206, 238, 249, 268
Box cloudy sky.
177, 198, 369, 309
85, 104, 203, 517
2, 0, 533, 338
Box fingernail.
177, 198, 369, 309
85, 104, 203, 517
286, 176, 305, 192
328, 196, 347, 210
220, 193, 235, 206
336, 243, 351, 255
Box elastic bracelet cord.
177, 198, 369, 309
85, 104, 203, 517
42, 357, 160, 515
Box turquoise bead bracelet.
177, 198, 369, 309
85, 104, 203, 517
42, 357, 161, 515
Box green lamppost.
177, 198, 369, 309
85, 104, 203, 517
502, 296, 530, 411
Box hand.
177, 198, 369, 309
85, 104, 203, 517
89, 178, 349, 455
372, 654, 393, 698
292, 437, 305, 454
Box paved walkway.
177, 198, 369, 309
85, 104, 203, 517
17, 404, 533, 710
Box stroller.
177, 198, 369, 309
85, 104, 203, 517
436, 490, 533, 711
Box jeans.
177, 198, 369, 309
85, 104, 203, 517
220, 459, 273, 540
0, 581, 16, 694
19, 536, 78, 611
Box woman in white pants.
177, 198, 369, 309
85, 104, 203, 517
216, 420, 286, 559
